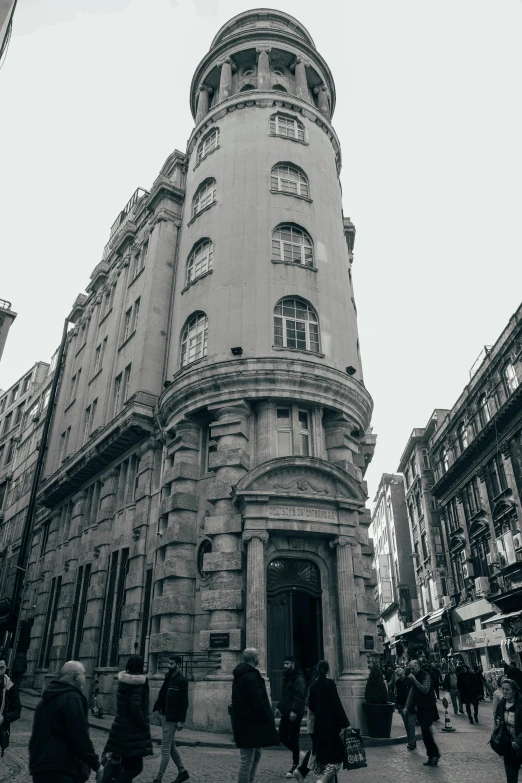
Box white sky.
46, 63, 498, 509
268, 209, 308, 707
1, 0, 522, 501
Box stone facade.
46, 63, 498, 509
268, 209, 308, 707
15, 10, 378, 733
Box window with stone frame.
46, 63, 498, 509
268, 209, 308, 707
503, 361, 519, 395
457, 420, 468, 453
187, 239, 213, 285
470, 536, 491, 578
272, 224, 314, 267
462, 477, 481, 519
269, 113, 305, 142
180, 312, 208, 368
486, 453, 508, 501
197, 128, 220, 165
192, 178, 216, 217
274, 298, 319, 353
275, 405, 312, 457
451, 555, 465, 592
271, 164, 309, 198
477, 393, 491, 428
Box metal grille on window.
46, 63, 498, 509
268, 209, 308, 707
187, 239, 213, 284
197, 129, 219, 164
181, 313, 208, 367
274, 298, 319, 353
269, 114, 305, 141
271, 165, 309, 197
193, 179, 216, 216
272, 225, 313, 266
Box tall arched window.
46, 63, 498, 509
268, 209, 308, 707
271, 164, 309, 198
269, 113, 305, 142
187, 239, 213, 284
503, 362, 519, 394
272, 224, 313, 267
192, 179, 216, 218
274, 298, 319, 353
197, 129, 219, 165
180, 312, 208, 368
478, 394, 491, 427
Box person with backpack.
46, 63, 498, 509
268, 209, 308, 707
494, 678, 522, 783
103, 655, 153, 782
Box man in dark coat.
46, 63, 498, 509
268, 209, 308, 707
404, 659, 440, 767
395, 667, 416, 749
28, 660, 100, 783
231, 648, 279, 783
152, 655, 189, 783
0, 658, 21, 757
506, 661, 522, 691
457, 663, 480, 724
276, 655, 306, 778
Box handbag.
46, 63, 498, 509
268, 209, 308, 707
341, 727, 367, 770
100, 753, 123, 783
490, 721, 512, 757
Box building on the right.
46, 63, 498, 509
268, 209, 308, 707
423, 303, 522, 671
0, 299, 17, 366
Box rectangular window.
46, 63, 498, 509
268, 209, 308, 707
15, 402, 25, 424
73, 563, 91, 659
94, 345, 102, 374
5, 439, 15, 465
42, 387, 51, 410
3, 413, 12, 435
113, 374, 122, 417
422, 449, 431, 469
123, 364, 132, 403
83, 406, 91, 443
39, 575, 62, 668
99, 551, 120, 667
10, 386, 19, 404
0, 481, 6, 510
421, 532, 429, 560
69, 374, 77, 404
0, 446, 5, 470
22, 374, 32, 393
139, 568, 153, 659
90, 399, 98, 435
66, 566, 84, 661
123, 308, 132, 342
0, 397, 5, 414
110, 548, 129, 666
40, 521, 50, 558
298, 410, 310, 456
133, 298, 141, 332
487, 454, 507, 499
59, 431, 67, 464
276, 408, 292, 457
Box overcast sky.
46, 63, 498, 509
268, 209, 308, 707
1, 0, 522, 501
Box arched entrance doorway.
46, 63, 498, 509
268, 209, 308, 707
267, 558, 323, 702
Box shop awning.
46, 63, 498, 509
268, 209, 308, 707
396, 614, 430, 637
427, 608, 446, 626
482, 609, 522, 626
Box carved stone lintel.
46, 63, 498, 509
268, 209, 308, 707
242, 531, 269, 544
501, 440, 512, 460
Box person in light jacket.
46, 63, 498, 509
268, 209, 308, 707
443, 664, 463, 715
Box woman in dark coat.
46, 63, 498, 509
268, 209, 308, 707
474, 664, 486, 700
457, 664, 480, 725
307, 660, 349, 783
104, 655, 153, 782
494, 679, 522, 783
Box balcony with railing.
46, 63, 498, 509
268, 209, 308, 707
102, 187, 150, 261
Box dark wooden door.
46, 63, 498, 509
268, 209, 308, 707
267, 591, 293, 702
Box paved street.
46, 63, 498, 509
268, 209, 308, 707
0, 701, 507, 783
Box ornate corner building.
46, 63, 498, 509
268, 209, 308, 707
15, 10, 377, 731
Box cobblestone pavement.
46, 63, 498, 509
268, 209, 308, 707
0, 704, 506, 783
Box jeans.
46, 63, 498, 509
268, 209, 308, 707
279, 714, 303, 767
33, 776, 80, 783
399, 709, 417, 745
155, 715, 185, 779
418, 711, 440, 759
464, 699, 479, 721
449, 688, 462, 713
238, 748, 262, 783
115, 757, 143, 783
504, 750, 522, 783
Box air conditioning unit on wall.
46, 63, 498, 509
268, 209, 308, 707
487, 552, 500, 567
463, 562, 475, 579
475, 576, 490, 596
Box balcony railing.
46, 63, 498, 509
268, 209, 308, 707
102, 187, 150, 261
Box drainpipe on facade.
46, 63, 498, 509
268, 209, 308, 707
8, 316, 70, 667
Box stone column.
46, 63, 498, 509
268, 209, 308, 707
218, 57, 236, 102
256, 48, 271, 91
314, 84, 332, 119
243, 531, 269, 672
196, 85, 213, 123
293, 56, 311, 103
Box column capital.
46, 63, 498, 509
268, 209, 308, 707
243, 530, 269, 544
291, 55, 310, 70
199, 83, 213, 95
256, 46, 272, 54
217, 56, 237, 71
329, 535, 356, 549
314, 84, 331, 96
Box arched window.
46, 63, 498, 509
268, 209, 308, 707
269, 113, 305, 142
192, 179, 216, 218
503, 362, 519, 394
478, 394, 491, 427
180, 312, 208, 368
271, 164, 309, 198
197, 129, 219, 165
272, 224, 313, 267
274, 298, 319, 353
187, 239, 213, 285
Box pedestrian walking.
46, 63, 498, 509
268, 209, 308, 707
494, 679, 522, 783
394, 667, 416, 749
293, 664, 321, 781
296, 660, 349, 783
276, 655, 306, 778
231, 648, 279, 783
457, 663, 480, 724
10, 651, 27, 688
0, 657, 21, 757
152, 655, 190, 783
441, 658, 449, 676
28, 660, 100, 783
430, 663, 441, 700
495, 676, 509, 715
104, 654, 153, 782
403, 659, 440, 767
443, 664, 463, 715
475, 664, 486, 701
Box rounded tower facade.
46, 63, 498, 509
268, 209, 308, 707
157, 9, 378, 731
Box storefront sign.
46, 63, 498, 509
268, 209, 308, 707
209, 632, 230, 649
452, 625, 505, 652
268, 505, 337, 522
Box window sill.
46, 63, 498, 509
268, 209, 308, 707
181, 268, 213, 294
128, 267, 145, 288
98, 308, 113, 327
64, 398, 76, 413
89, 369, 103, 386
177, 356, 208, 375
118, 331, 136, 351
187, 201, 216, 227
193, 145, 221, 170
269, 132, 309, 146
75, 342, 86, 358
271, 260, 317, 272
270, 189, 312, 203
272, 345, 324, 358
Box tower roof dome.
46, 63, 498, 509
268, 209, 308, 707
210, 8, 316, 51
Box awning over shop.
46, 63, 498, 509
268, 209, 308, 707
427, 608, 446, 626
396, 614, 430, 638
483, 609, 522, 626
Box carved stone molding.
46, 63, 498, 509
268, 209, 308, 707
242, 530, 269, 544
329, 535, 357, 548
501, 440, 512, 460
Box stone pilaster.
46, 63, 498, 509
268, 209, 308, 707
150, 421, 200, 655
256, 48, 271, 91
218, 57, 236, 102
196, 85, 213, 123
314, 84, 332, 119
242, 531, 269, 673
293, 56, 311, 103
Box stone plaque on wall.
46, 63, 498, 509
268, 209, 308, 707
268, 505, 337, 522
